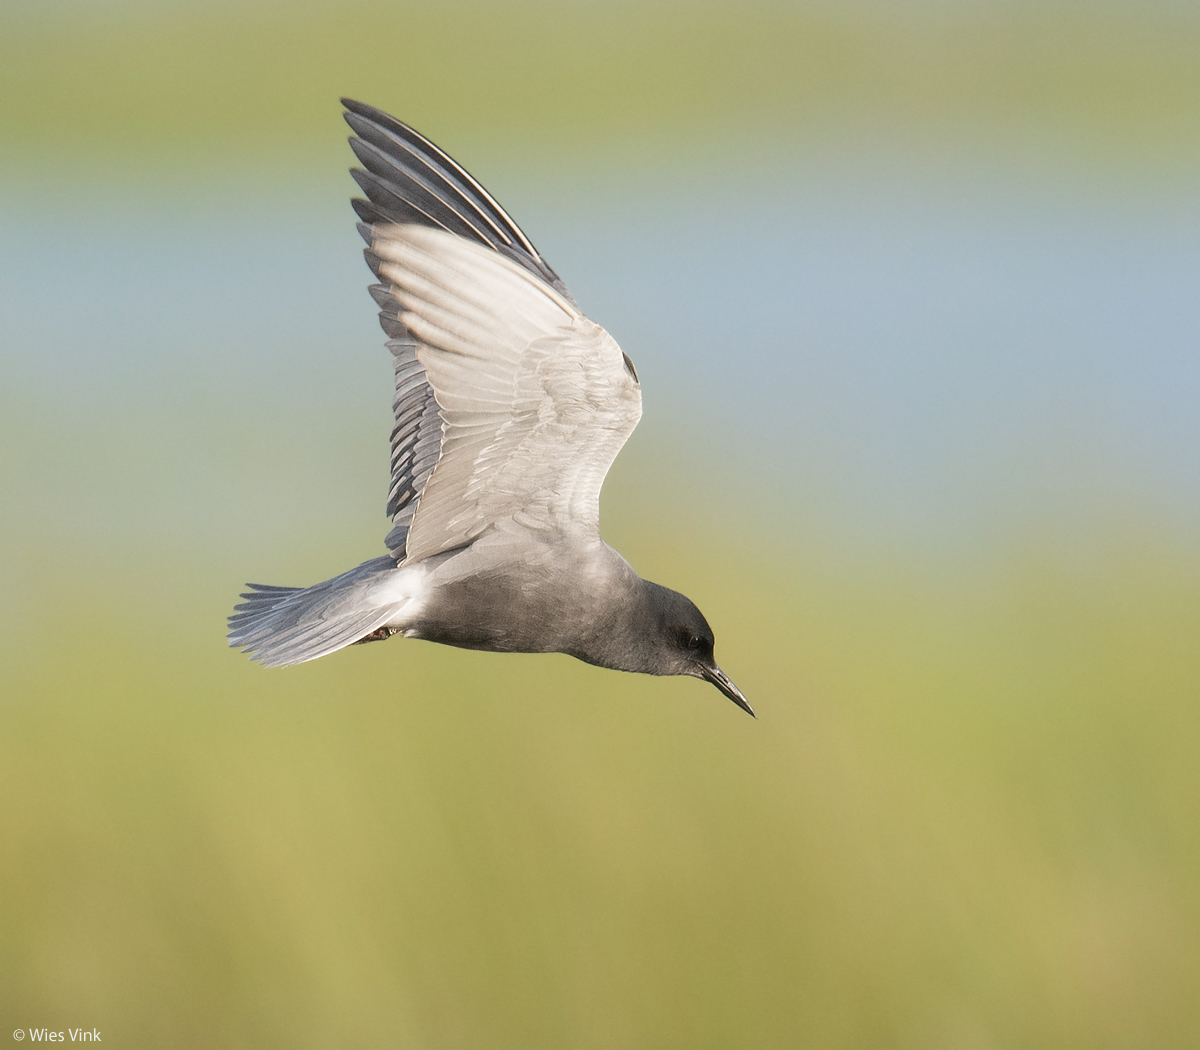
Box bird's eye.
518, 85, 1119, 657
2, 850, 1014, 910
686, 635, 703, 651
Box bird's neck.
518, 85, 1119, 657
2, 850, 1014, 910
567, 561, 668, 675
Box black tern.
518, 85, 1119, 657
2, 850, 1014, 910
228, 99, 752, 716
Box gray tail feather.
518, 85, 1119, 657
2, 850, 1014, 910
228, 555, 401, 668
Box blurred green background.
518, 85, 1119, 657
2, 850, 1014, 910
3, 1, 1200, 1046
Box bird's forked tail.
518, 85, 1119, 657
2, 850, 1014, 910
227, 555, 402, 668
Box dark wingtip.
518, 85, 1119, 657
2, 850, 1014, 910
341, 97, 412, 140
342, 98, 391, 137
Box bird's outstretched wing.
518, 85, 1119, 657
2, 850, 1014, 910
343, 100, 642, 565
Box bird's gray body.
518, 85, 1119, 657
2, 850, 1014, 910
402, 540, 642, 660
228, 100, 751, 714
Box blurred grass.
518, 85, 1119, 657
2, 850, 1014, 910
2, 0, 1200, 175
2, 508, 1198, 1048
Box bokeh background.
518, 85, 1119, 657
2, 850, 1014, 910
3, 1, 1199, 1046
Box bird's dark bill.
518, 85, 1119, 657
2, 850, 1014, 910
703, 666, 755, 717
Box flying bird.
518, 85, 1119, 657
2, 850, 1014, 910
228, 99, 752, 716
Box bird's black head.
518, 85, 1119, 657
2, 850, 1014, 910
644, 583, 754, 717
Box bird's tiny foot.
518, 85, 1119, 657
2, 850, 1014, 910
355, 626, 396, 645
